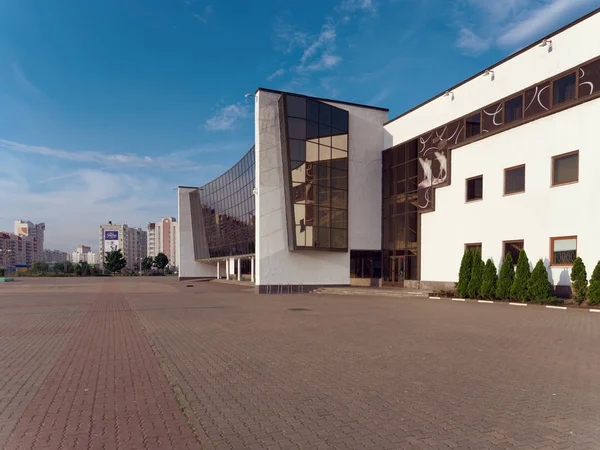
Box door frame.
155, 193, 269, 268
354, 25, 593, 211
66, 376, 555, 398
386, 255, 405, 287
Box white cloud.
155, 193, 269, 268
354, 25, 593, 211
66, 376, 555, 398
298, 23, 337, 69
193, 4, 214, 23
456, 27, 492, 54
204, 103, 251, 131
338, 0, 377, 14
267, 68, 286, 81
497, 0, 597, 47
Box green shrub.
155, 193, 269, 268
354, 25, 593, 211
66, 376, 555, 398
527, 259, 552, 302
480, 259, 498, 299
570, 257, 587, 305
586, 261, 600, 306
456, 250, 473, 298
467, 251, 484, 298
496, 253, 515, 300
0, 268, 4, 277
510, 250, 531, 301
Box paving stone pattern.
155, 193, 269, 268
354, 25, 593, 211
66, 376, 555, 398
1, 278, 600, 449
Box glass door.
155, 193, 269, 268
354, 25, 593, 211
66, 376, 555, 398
390, 256, 405, 287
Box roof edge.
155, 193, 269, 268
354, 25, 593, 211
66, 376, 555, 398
384, 7, 600, 126
255, 87, 389, 112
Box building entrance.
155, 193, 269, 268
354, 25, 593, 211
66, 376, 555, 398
388, 256, 405, 287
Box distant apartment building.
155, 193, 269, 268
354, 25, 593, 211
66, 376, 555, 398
99, 222, 147, 270
14, 220, 45, 263
0, 232, 24, 268
44, 249, 69, 264
147, 218, 178, 268
69, 245, 99, 265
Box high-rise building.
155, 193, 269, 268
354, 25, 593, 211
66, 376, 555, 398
14, 220, 45, 263
99, 223, 147, 270
44, 249, 69, 264
68, 245, 99, 265
0, 232, 24, 268
147, 218, 178, 268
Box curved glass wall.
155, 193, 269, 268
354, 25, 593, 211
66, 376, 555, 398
194, 147, 255, 259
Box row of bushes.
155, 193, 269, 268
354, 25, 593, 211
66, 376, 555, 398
456, 249, 600, 305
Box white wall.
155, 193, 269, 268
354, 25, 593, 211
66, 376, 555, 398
421, 101, 600, 286
254, 91, 387, 287
177, 187, 217, 279
384, 12, 600, 147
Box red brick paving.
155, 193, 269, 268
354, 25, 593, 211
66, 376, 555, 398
1, 280, 198, 450
2, 278, 600, 449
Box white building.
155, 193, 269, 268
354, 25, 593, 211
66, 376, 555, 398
99, 223, 147, 270
178, 9, 600, 296
147, 218, 178, 268
14, 220, 45, 263
68, 245, 100, 265
44, 249, 69, 264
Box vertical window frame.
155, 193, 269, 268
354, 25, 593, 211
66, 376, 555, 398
551, 150, 579, 187
465, 175, 484, 203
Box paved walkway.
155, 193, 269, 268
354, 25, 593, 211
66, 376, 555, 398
1, 277, 600, 449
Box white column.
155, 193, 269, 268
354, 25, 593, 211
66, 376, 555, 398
237, 258, 241, 281
251, 257, 255, 283
225, 259, 229, 280
216, 261, 220, 279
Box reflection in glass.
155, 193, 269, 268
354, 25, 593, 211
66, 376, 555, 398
283, 94, 348, 251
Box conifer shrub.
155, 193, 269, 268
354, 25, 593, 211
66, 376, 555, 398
587, 261, 600, 306
527, 259, 552, 303
510, 250, 531, 301
496, 253, 515, 300
480, 259, 498, 299
456, 250, 473, 298
467, 251, 484, 299
570, 257, 587, 306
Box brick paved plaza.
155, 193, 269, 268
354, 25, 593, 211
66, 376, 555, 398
0, 278, 599, 449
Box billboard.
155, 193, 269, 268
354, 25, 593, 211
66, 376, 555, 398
104, 230, 119, 253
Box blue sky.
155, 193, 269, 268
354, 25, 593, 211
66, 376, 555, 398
1, 0, 598, 251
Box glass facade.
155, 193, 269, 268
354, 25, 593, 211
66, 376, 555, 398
195, 147, 255, 259
280, 94, 349, 251
382, 142, 419, 282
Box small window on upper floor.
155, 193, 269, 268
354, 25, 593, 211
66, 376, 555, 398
552, 151, 579, 187
465, 113, 481, 138
504, 165, 525, 195
553, 73, 576, 106
466, 176, 483, 202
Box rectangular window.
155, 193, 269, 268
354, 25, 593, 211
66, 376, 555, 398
551, 236, 577, 266
552, 151, 579, 186
504, 95, 523, 123
465, 113, 481, 138
503, 240, 524, 264
553, 73, 576, 106
465, 243, 482, 255
466, 176, 483, 202
504, 165, 525, 195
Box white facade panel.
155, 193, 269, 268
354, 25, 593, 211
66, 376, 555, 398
421, 100, 600, 286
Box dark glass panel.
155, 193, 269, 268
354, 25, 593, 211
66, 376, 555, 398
319, 103, 332, 125
525, 82, 550, 117
466, 113, 481, 137
330, 189, 347, 209
306, 121, 319, 140
406, 140, 418, 161
578, 60, 600, 98
307, 100, 319, 122
289, 139, 306, 163
332, 108, 348, 132
393, 144, 405, 166
331, 229, 347, 249
553, 153, 578, 185
330, 158, 347, 171
482, 102, 503, 132
286, 95, 306, 118
553, 73, 576, 105
317, 227, 330, 248
288, 118, 306, 140
505, 166, 525, 194
331, 208, 347, 229
393, 215, 406, 248
407, 160, 417, 178
466, 176, 483, 201
331, 168, 347, 190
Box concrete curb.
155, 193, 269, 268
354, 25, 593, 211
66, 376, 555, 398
428, 295, 597, 313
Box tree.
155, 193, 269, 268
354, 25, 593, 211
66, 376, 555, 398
467, 251, 484, 298
105, 250, 127, 274
63, 261, 74, 274
480, 259, 498, 299
31, 261, 49, 274
527, 259, 552, 303
141, 256, 154, 273
570, 257, 587, 305
510, 250, 530, 301
74, 263, 82, 276
154, 253, 169, 272
587, 261, 600, 306
456, 250, 473, 298
496, 253, 515, 300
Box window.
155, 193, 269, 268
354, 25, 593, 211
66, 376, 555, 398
503, 240, 524, 264
504, 165, 525, 195
552, 151, 579, 186
553, 73, 576, 106
551, 236, 577, 266
466, 176, 483, 202
466, 113, 481, 138
465, 243, 482, 255
504, 95, 523, 123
